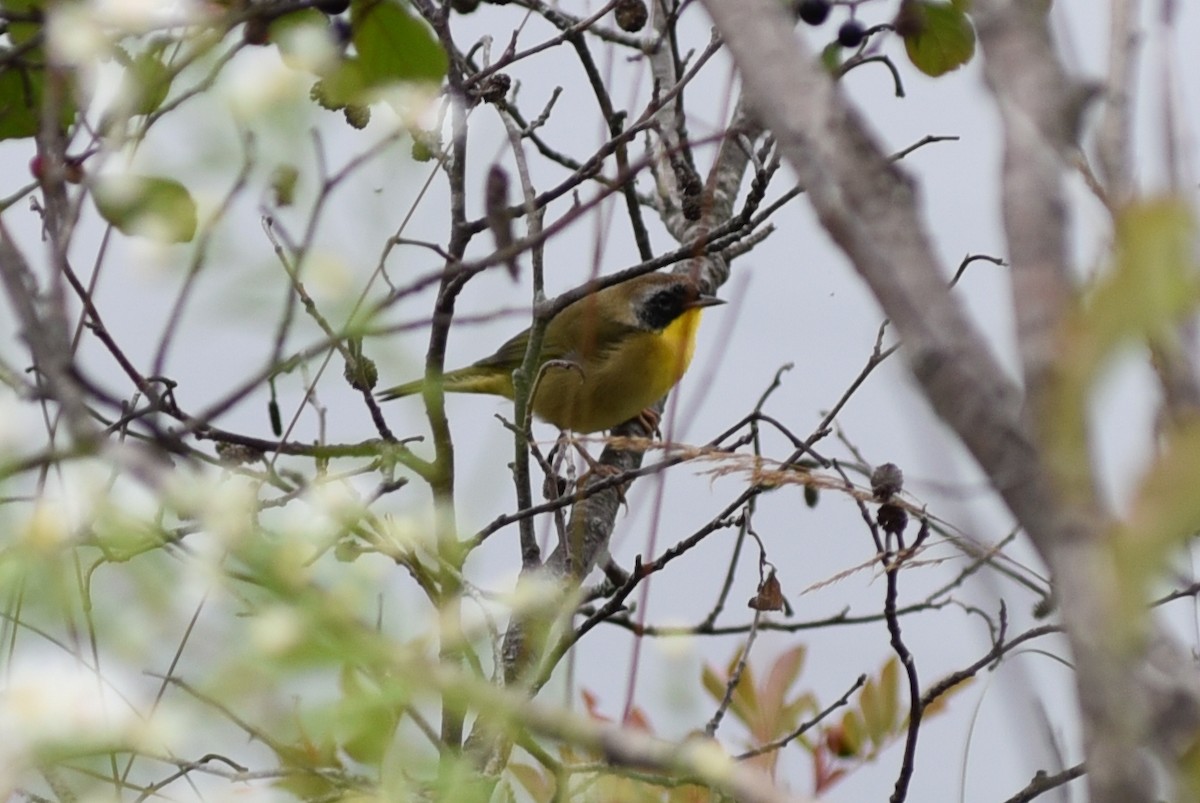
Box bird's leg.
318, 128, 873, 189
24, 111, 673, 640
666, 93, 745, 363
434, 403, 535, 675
635, 407, 661, 437
569, 437, 628, 508
540, 434, 571, 500
601, 554, 630, 587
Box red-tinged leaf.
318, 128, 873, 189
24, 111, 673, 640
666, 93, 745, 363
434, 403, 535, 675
625, 705, 653, 732
580, 688, 610, 722
812, 741, 849, 795
762, 645, 807, 713
780, 691, 819, 732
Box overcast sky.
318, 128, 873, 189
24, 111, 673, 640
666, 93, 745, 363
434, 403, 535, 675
2, 1, 1199, 800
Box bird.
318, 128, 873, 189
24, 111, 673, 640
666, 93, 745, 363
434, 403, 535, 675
378, 272, 724, 433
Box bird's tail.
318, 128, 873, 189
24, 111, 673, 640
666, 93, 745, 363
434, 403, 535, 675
376, 378, 425, 402
377, 367, 511, 402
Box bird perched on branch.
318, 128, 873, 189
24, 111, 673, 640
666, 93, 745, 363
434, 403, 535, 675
378, 272, 723, 433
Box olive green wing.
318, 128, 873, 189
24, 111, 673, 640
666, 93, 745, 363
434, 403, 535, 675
470, 326, 535, 372
475, 310, 637, 367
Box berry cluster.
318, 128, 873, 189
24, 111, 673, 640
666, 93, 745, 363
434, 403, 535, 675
797, 0, 865, 49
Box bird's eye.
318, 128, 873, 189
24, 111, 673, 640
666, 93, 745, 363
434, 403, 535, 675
639, 284, 688, 329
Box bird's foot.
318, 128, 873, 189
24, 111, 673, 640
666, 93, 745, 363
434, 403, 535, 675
575, 461, 628, 509
635, 407, 661, 437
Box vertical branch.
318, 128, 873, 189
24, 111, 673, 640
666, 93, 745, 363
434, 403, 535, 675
1095, 0, 1141, 203
698, 0, 1200, 800
25, 56, 94, 445
1141, 0, 1200, 426
413, 0, 470, 758
499, 112, 549, 570
973, 1, 1084, 423
565, 30, 654, 261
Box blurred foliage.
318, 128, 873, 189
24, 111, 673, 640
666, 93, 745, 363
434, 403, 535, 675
897, 0, 976, 78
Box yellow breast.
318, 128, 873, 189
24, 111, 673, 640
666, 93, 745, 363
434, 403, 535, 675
532, 308, 705, 432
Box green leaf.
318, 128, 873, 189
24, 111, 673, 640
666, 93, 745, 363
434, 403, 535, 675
120, 46, 173, 117
1, 0, 42, 45
0, 0, 76, 140
1082, 198, 1199, 365
879, 657, 900, 732
835, 709, 864, 756
0, 66, 76, 141
270, 163, 300, 207
509, 763, 555, 803
1047, 199, 1198, 480
858, 676, 887, 748
0, 68, 44, 140
700, 652, 757, 727
820, 42, 842, 74
922, 675, 972, 717
351, 0, 447, 87
725, 650, 760, 726
270, 8, 336, 71
1115, 421, 1200, 612
902, 1, 976, 77
336, 667, 400, 766
92, 174, 198, 243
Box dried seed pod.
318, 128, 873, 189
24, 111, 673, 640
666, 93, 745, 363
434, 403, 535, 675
870, 462, 903, 501
876, 502, 908, 537
614, 0, 647, 32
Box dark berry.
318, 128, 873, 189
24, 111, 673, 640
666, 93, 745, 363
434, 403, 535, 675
63, 157, 85, 184
614, 0, 647, 32
797, 0, 830, 26
876, 503, 908, 536
30, 154, 85, 184
478, 73, 510, 105
450, 0, 480, 12
243, 16, 271, 46
314, 0, 349, 14
837, 19, 865, 48
330, 17, 352, 46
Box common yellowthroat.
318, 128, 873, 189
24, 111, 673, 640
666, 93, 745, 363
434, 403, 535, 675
378, 272, 723, 433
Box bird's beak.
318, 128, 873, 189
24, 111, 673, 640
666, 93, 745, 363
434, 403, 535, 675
685, 294, 725, 310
